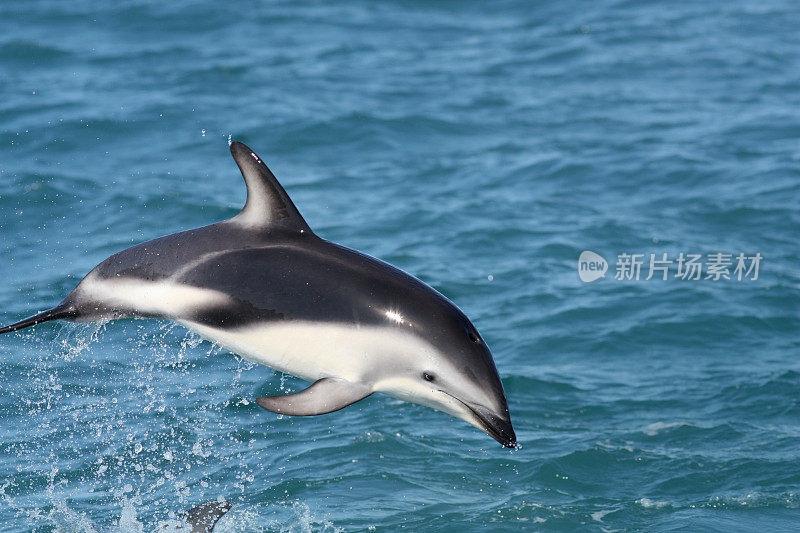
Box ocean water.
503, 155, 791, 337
1, 0, 799, 530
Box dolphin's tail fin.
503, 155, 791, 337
0, 303, 77, 335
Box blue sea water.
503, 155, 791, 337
1, 0, 799, 530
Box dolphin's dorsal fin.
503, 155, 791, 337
181, 500, 231, 532
256, 377, 372, 416
229, 141, 311, 233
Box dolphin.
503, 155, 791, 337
48, 499, 231, 532
179, 500, 232, 532
0, 142, 516, 447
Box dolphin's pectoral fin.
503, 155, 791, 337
256, 378, 372, 416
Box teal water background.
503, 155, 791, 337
1, 1, 799, 531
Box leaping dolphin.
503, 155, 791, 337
0, 142, 516, 447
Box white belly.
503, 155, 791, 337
180, 320, 433, 386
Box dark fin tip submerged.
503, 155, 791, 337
182, 500, 232, 532
0, 303, 77, 335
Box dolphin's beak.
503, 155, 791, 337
467, 402, 517, 448
439, 391, 517, 448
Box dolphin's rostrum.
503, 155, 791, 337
1, 142, 516, 447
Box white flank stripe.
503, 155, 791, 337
80, 274, 232, 317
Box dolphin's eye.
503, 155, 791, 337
423, 372, 435, 382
